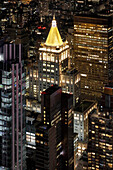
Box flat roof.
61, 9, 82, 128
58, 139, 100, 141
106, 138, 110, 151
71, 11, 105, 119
74, 14, 112, 26
75, 101, 95, 113
42, 84, 61, 95
62, 68, 78, 75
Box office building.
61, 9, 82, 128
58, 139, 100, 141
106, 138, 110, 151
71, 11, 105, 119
61, 92, 74, 170
73, 101, 97, 141
74, 14, 113, 100
88, 86, 113, 169
38, 16, 80, 102
36, 85, 74, 170
73, 100, 97, 168
35, 124, 56, 170
76, 151, 88, 170
38, 16, 69, 99
25, 51, 41, 113
0, 42, 26, 169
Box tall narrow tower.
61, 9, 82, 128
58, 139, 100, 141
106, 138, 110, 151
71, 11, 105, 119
38, 16, 80, 102
0, 42, 26, 170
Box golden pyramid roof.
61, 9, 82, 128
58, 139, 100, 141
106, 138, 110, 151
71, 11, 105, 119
45, 17, 63, 47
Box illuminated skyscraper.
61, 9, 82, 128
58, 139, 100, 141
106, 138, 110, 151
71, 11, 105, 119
38, 16, 80, 102
73, 100, 97, 168
74, 14, 113, 100
88, 86, 113, 169
25, 52, 41, 113
0, 41, 26, 169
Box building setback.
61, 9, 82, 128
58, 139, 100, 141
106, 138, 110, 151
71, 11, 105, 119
38, 16, 80, 103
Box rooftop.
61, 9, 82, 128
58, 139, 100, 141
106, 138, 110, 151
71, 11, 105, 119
42, 84, 61, 95
62, 68, 78, 75
104, 86, 113, 95
45, 16, 63, 47
75, 101, 95, 113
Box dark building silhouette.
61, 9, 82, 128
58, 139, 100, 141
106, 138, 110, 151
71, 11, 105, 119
35, 85, 74, 170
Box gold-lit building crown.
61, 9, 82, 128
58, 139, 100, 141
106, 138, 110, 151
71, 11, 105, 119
45, 17, 63, 47
22, 0, 31, 4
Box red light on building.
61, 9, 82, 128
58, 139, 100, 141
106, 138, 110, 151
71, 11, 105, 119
38, 26, 46, 30
38, 26, 41, 29
41, 91, 46, 94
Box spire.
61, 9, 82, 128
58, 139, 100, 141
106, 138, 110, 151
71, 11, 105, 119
53, 14, 55, 20
45, 16, 63, 47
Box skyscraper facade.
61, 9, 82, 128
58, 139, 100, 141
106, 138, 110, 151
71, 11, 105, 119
73, 100, 97, 168
88, 86, 113, 169
38, 16, 69, 98
38, 16, 80, 102
74, 14, 113, 100
36, 85, 74, 170
0, 42, 26, 170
